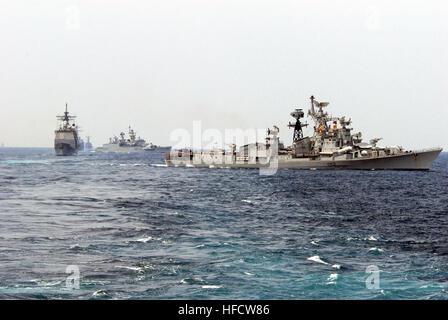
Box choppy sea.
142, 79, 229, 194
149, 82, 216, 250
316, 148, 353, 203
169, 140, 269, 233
0, 147, 447, 299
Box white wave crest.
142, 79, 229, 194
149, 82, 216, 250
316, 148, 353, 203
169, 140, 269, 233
115, 265, 143, 272
136, 236, 152, 243
307, 255, 329, 265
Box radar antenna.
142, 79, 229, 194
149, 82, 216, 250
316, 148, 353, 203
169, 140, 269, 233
307, 95, 331, 135
288, 108, 307, 142
369, 137, 382, 147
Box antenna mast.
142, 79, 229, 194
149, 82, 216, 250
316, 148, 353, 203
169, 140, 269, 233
288, 108, 307, 142
57, 103, 76, 129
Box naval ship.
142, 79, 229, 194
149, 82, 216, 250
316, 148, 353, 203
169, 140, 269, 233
78, 137, 85, 152
95, 126, 147, 153
85, 136, 93, 151
96, 126, 170, 153
166, 96, 442, 170
54, 104, 79, 156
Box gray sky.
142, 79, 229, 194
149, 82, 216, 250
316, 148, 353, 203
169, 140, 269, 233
0, 0, 447, 150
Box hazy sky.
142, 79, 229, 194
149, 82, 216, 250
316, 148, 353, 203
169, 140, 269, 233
0, 0, 447, 149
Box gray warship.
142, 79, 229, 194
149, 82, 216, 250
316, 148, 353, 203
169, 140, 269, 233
166, 96, 442, 170
78, 137, 85, 152
85, 136, 93, 151
95, 126, 147, 153
96, 126, 170, 153
54, 104, 79, 156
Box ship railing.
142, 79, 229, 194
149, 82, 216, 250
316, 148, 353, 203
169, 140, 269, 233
410, 147, 443, 153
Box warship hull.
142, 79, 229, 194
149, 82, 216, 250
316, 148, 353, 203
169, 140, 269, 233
55, 143, 77, 156
95, 144, 146, 153
166, 148, 442, 171
96, 145, 171, 153
144, 146, 171, 153
54, 132, 78, 156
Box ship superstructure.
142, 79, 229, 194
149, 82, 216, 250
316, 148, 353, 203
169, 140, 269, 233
166, 96, 442, 170
54, 104, 79, 156
143, 142, 171, 152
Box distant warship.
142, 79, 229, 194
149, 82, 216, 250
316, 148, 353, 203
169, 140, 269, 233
85, 136, 93, 151
54, 104, 79, 156
78, 137, 85, 152
96, 126, 170, 153
166, 96, 442, 170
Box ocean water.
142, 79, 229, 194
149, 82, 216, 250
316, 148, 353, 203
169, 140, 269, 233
0, 147, 447, 299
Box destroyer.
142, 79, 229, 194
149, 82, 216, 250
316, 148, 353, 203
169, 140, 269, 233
166, 96, 442, 170
54, 104, 79, 156
95, 126, 170, 153
85, 136, 93, 151
95, 126, 148, 153
78, 137, 85, 152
